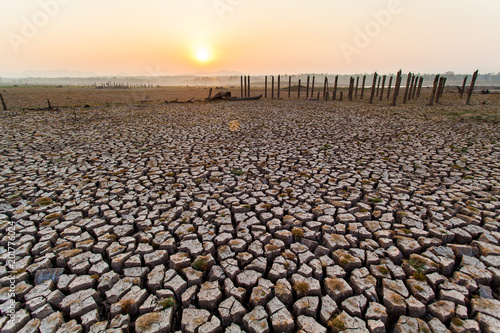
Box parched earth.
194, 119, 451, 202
0, 97, 500, 333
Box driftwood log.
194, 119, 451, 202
206, 91, 262, 102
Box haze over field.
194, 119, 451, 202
1, 0, 500, 77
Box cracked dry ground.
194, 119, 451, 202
1, 99, 500, 333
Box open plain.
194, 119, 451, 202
1, 86, 500, 333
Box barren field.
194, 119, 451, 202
1, 86, 500, 333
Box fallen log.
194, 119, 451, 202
206, 90, 262, 102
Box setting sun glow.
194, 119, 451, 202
194, 47, 212, 64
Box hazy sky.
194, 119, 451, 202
1, 0, 499, 76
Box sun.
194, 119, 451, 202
194, 47, 212, 63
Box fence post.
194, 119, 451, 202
311, 76, 315, 99
248, 76, 251, 97
466, 70, 478, 105
380, 75, 387, 102
360, 75, 366, 99
369, 73, 378, 104
271, 76, 275, 99
323, 76, 328, 100
439, 77, 447, 98
0, 94, 7, 111
339, 91, 343, 101
408, 75, 415, 101
333, 75, 338, 100
391, 70, 402, 106
428, 75, 440, 106
355, 76, 359, 99
244, 76, 247, 97
416, 77, 424, 98
411, 76, 418, 99
306, 76, 310, 99
376, 76, 381, 97
387, 76, 393, 100
403, 72, 412, 104
241, 76, 244, 98
265, 76, 268, 98
460, 76, 468, 98
277, 75, 281, 100
435, 77, 444, 103
288, 76, 292, 99
349, 77, 355, 101
298, 79, 301, 99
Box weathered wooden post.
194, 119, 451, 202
248, 76, 251, 97
241, 76, 244, 98
439, 77, 447, 98
288, 76, 292, 99
323, 77, 328, 100
466, 70, 478, 105
435, 77, 445, 103
391, 70, 402, 106
428, 75, 440, 106
277, 75, 281, 100
0, 94, 7, 111
333, 75, 338, 100
306, 76, 310, 99
403, 72, 412, 104
380, 75, 387, 102
355, 76, 359, 98
369, 73, 378, 104
348, 77, 354, 101
311, 76, 315, 99
265, 76, 268, 98
411, 76, 419, 99
416, 77, 424, 98
408, 75, 415, 101
339, 91, 343, 101
387, 76, 393, 100
360, 75, 366, 99
376, 76, 381, 97
271, 76, 275, 99
298, 79, 301, 99
460, 76, 468, 98
244, 76, 247, 97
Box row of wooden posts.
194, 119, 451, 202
240, 70, 478, 106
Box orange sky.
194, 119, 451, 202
1, 0, 499, 76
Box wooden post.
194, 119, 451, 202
241, 76, 243, 98
411, 76, 418, 99
47, 98, 52, 109
306, 76, 310, 99
244, 76, 247, 97
288, 76, 292, 99
323, 77, 328, 100
0, 94, 7, 111
311, 76, 315, 99
333, 75, 338, 100
391, 70, 402, 106
380, 75, 387, 102
207, 87, 213, 100
271, 76, 275, 99
248, 76, 251, 97
403, 72, 412, 104
416, 77, 424, 98
360, 75, 366, 99
277, 75, 281, 100
435, 77, 444, 103
355, 76, 359, 98
460, 76, 468, 98
339, 91, 343, 101
466, 70, 478, 105
369, 73, 378, 104
428, 75, 440, 106
265, 76, 268, 98
408, 75, 415, 101
387, 76, 393, 100
439, 78, 447, 98
348, 77, 354, 101
376, 76, 381, 97
298, 79, 301, 99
